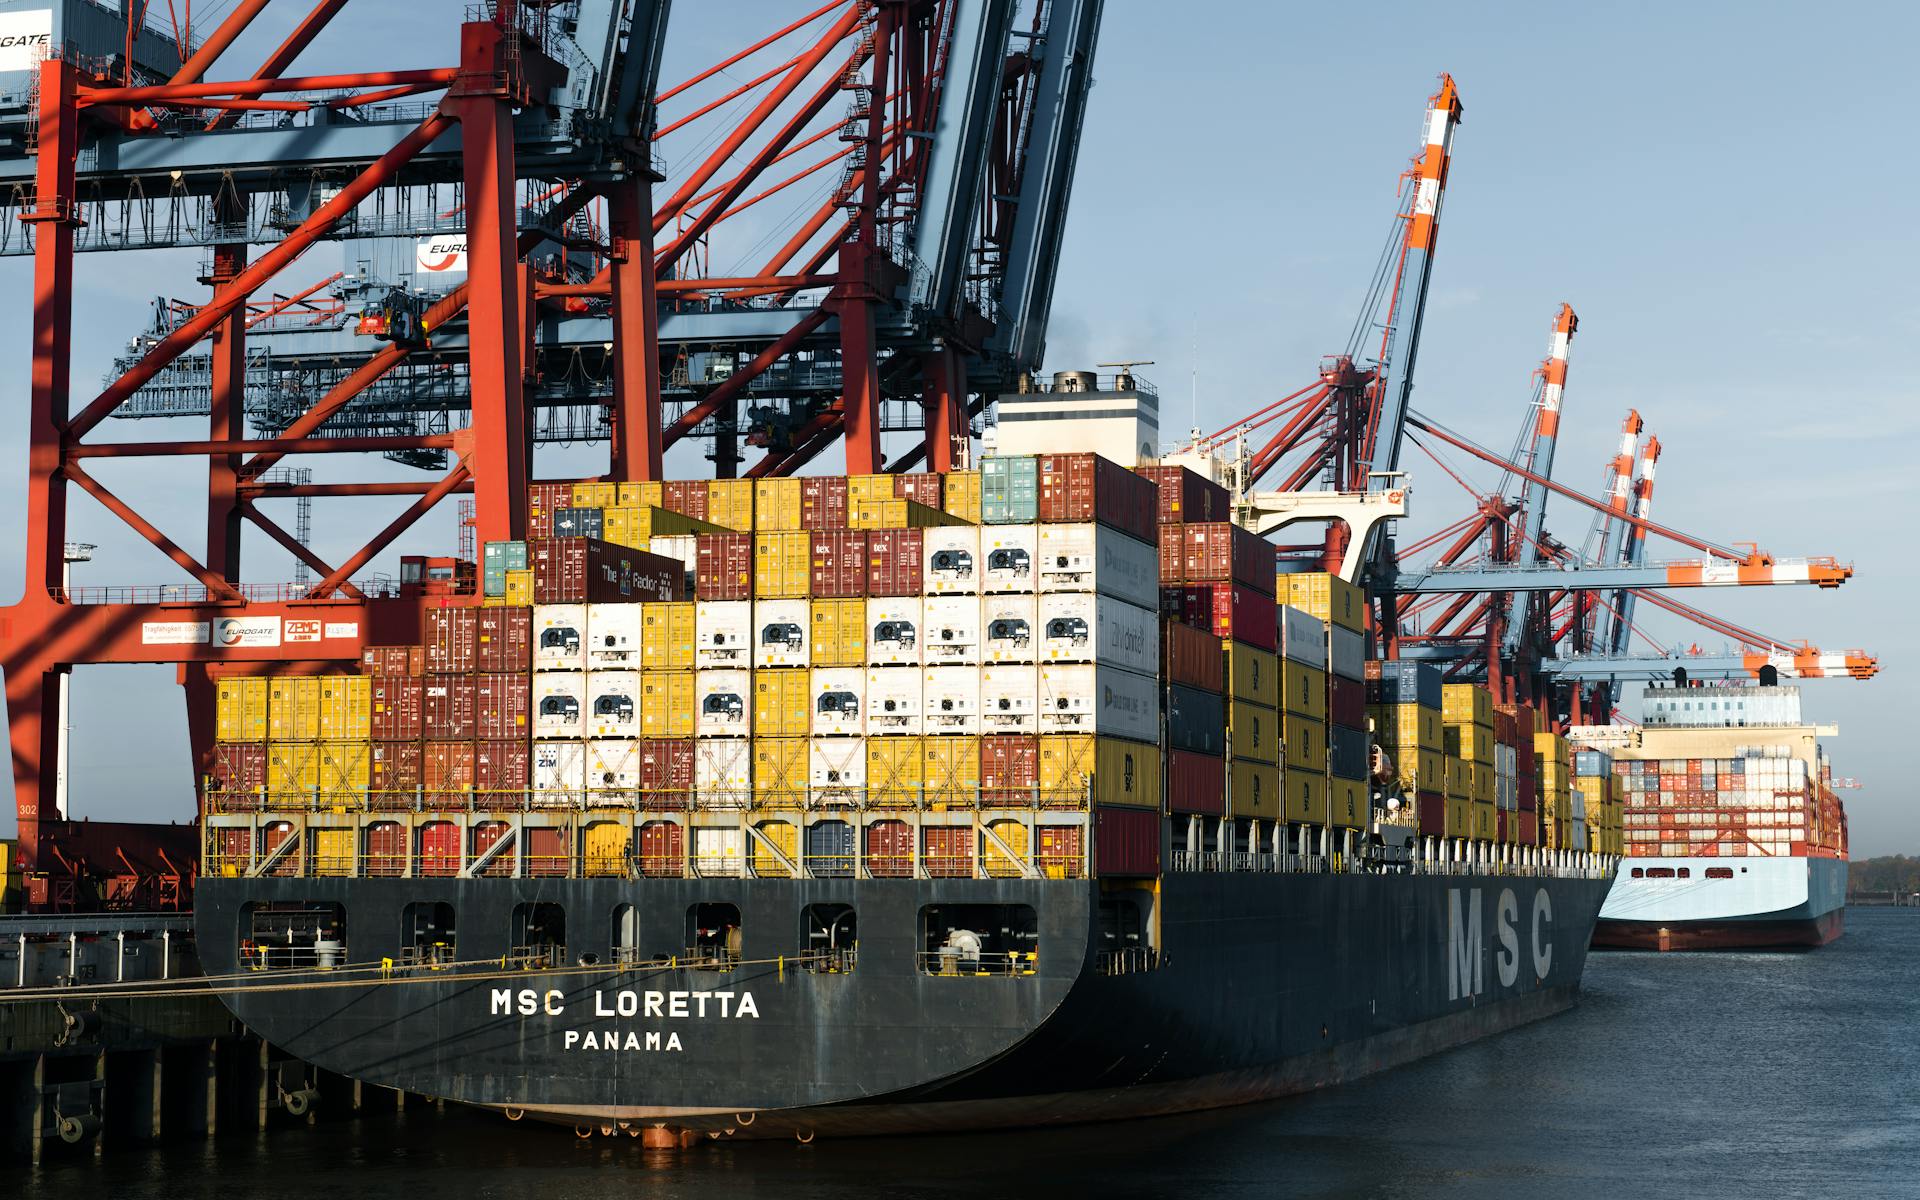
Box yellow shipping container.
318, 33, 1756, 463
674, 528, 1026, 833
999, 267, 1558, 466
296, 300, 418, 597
1471, 762, 1494, 804
753, 738, 810, 807
1285, 772, 1328, 824
923, 735, 980, 808
312, 827, 355, 876
1228, 698, 1279, 765
1445, 759, 1471, 802
867, 738, 924, 808
755, 532, 812, 599
1379, 742, 1444, 793
216, 677, 269, 743
1281, 661, 1327, 721
617, 480, 664, 510
750, 818, 800, 878
266, 742, 321, 797
942, 470, 982, 523
1330, 776, 1367, 829
318, 675, 370, 741
1472, 800, 1495, 841
1283, 572, 1365, 633
602, 506, 637, 547
1442, 683, 1494, 729
1224, 643, 1279, 708
505, 569, 534, 606
268, 676, 322, 742
1370, 703, 1442, 753
752, 478, 803, 531
848, 474, 896, 505
317, 740, 370, 798
641, 671, 696, 738
752, 669, 811, 738
1282, 714, 1326, 773
809, 599, 866, 667
1443, 722, 1497, 766
1445, 796, 1472, 839
848, 497, 956, 530
572, 481, 618, 508
1038, 735, 1161, 808
981, 819, 1030, 879
706, 480, 755, 532
1229, 759, 1281, 820
583, 821, 630, 877
641, 603, 696, 670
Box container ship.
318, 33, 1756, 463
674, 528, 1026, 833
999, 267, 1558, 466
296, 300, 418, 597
189, 415, 1618, 1138
1593, 684, 1847, 951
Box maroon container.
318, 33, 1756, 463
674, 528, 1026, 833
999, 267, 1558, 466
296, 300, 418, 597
638, 739, 693, 811
474, 738, 530, 803
1328, 674, 1367, 729
695, 532, 754, 600
1134, 464, 1230, 526
370, 676, 423, 741
1416, 789, 1446, 837
363, 821, 408, 877
423, 608, 477, 674
209, 743, 267, 805
1162, 619, 1225, 693
1167, 749, 1226, 816
637, 820, 684, 877
530, 538, 683, 604
1094, 805, 1161, 877
893, 473, 943, 508
360, 645, 423, 676
423, 741, 475, 806
810, 529, 868, 598
1156, 531, 1186, 585
980, 734, 1039, 805
865, 527, 924, 596
528, 483, 575, 539
1035, 826, 1086, 878
524, 826, 572, 877
369, 740, 421, 807
864, 818, 913, 877
663, 480, 708, 520
1165, 583, 1276, 652
1516, 809, 1540, 845
801, 476, 849, 529
474, 673, 531, 740
423, 676, 477, 740
475, 607, 531, 673
471, 820, 513, 876
1517, 771, 1539, 810
1178, 523, 1277, 595
922, 826, 972, 878
1037, 453, 1158, 543
418, 820, 461, 876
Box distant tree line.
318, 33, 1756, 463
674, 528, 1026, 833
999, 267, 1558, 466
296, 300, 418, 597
1846, 856, 1920, 896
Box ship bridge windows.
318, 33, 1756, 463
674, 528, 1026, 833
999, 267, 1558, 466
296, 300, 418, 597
1706, 867, 1735, 879
242, 902, 347, 971
687, 903, 742, 970
918, 904, 1037, 977
401, 901, 456, 968
802, 904, 857, 974
510, 902, 567, 969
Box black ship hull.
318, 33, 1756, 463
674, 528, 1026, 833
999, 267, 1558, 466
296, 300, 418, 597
196, 868, 1611, 1136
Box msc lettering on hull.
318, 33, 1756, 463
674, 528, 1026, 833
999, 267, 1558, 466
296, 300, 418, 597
489, 987, 762, 1053
1448, 887, 1554, 1001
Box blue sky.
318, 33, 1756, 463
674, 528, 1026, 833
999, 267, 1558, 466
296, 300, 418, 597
0, 1, 1912, 851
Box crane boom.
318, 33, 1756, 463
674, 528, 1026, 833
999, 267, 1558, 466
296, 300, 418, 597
1502, 303, 1577, 657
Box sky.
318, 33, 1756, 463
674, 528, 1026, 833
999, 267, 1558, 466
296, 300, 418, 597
0, 1, 1914, 852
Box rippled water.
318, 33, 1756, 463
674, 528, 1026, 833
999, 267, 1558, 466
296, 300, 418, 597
25, 909, 1920, 1198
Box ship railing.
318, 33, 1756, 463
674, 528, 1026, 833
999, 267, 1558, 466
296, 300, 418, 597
681, 946, 741, 972
505, 944, 566, 971
800, 947, 858, 975
395, 944, 457, 971
1095, 946, 1160, 976
915, 950, 1037, 978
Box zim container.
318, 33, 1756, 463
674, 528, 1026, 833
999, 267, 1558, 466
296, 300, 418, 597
424, 675, 478, 740
531, 538, 684, 605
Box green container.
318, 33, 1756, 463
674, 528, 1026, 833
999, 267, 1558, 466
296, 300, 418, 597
981, 455, 1038, 524
482, 540, 528, 597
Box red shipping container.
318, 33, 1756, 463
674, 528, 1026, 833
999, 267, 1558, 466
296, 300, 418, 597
423, 740, 475, 805
663, 480, 708, 520
1162, 619, 1225, 693
471, 820, 512, 877
1177, 523, 1277, 595
1094, 805, 1161, 877
1416, 789, 1446, 837
923, 826, 972, 878
524, 826, 572, 877
1035, 826, 1086, 878
370, 676, 424, 741
474, 673, 531, 740
475, 607, 531, 673
695, 532, 754, 600
893, 473, 943, 509
864, 818, 913, 877
264, 821, 298, 876
360, 645, 423, 676
208, 743, 267, 806
423, 676, 477, 740
369, 741, 422, 807
1134, 464, 1230, 526
364, 821, 408, 877
530, 538, 683, 604
638, 739, 693, 810
1157, 532, 1184, 585
424, 609, 477, 674
980, 734, 1039, 805
1167, 749, 1226, 815
801, 476, 849, 529
474, 739, 530, 804
418, 820, 461, 876
1164, 582, 1276, 652
810, 529, 868, 598
1516, 810, 1541, 845
1517, 771, 1538, 810
865, 527, 924, 596
1036, 453, 1158, 543
1328, 675, 1367, 728
637, 820, 684, 877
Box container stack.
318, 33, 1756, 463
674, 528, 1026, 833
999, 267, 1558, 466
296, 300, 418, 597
1364, 660, 1443, 836
1496, 703, 1541, 847
1535, 728, 1573, 848
1617, 747, 1842, 859
1570, 749, 1611, 854
1441, 683, 1496, 844
1277, 605, 1328, 827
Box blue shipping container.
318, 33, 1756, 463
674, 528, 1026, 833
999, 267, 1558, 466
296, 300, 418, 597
1573, 750, 1613, 778
805, 820, 856, 878
553, 507, 605, 540
1329, 724, 1371, 781
1364, 660, 1442, 710
1166, 684, 1226, 756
